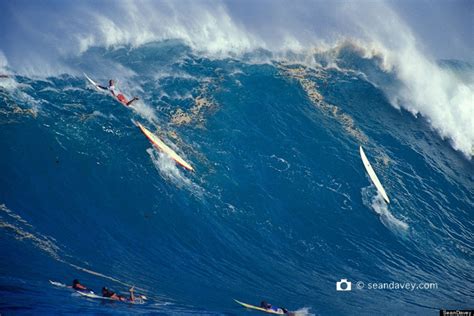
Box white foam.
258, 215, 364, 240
130, 101, 158, 124
146, 148, 203, 197
2, 2, 471, 157
267, 154, 290, 172
346, 4, 474, 158
292, 307, 313, 316
361, 186, 408, 233
0, 51, 19, 91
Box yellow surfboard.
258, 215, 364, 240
234, 299, 286, 315
137, 122, 194, 172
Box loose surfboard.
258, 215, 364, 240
359, 146, 390, 204
137, 122, 194, 172
234, 299, 286, 315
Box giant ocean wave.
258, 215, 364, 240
1, 1, 473, 314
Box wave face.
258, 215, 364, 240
1, 41, 472, 315
1, 2, 473, 315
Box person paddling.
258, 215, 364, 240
97, 79, 139, 106
260, 301, 289, 314
101, 286, 135, 302
71, 279, 91, 292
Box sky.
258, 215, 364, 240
388, 0, 473, 61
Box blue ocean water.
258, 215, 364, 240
1, 42, 473, 315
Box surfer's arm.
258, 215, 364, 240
97, 85, 108, 90
129, 286, 135, 302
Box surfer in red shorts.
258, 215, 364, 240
98, 79, 139, 106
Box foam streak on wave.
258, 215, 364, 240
146, 148, 204, 197
361, 187, 409, 233
0, 204, 146, 292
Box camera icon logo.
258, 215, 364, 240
336, 279, 352, 291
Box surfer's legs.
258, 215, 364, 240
126, 97, 139, 106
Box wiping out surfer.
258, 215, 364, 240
97, 79, 139, 106
102, 285, 136, 302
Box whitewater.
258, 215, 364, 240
1, 1, 473, 315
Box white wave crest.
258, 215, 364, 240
346, 3, 474, 158
3, 1, 471, 157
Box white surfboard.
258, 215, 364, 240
76, 290, 145, 304
359, 146, 390, 204
84, 73, 101, 91
76, 290, 112, 300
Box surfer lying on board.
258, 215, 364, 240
102, 286, 135, 302
72, 279, 91, 292
261, 301, 289, 314
97, 79, 139, 106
